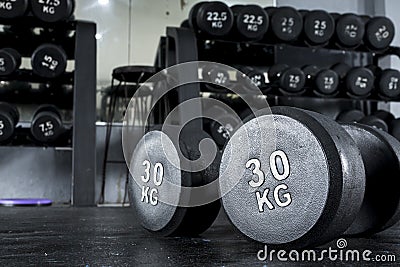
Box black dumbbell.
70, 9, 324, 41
268, 64, 306, 95
265, 6, 303, 42
236, 66, 266, 90
31, 105, 64, 144
302, 65, 339, 96
334, 13, 365, 48
209, 113, 241, 148
189, 1, 234, 37
364, 16, 395, 51
128, 126, 221, 236
0, 102, 19, 144
336, 109, 365, 123
376, 68, 400, 99
0, 48, 21, 76
0, 0, 29, 19
202, 65, 230, 92
302, 10, 335, 46
220, 106, 400, 248
30, 0, 75, 23
230, 4, 269, 40
358, 110, 395, 132
31, 44, 67, 79
332, 63, 374, 98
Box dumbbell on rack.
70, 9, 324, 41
333, 13, 365, 49
30, 105, 64, 144
236, 66, 266, 90
0, 0, 29, 19
302, 65, 339, 96
31, 43, 67, 79
202, 65, 230, 92
189, 1, 233, 37
230, 4, 269, 40
0, 48, 21, 76
364, 16, 395, 51
220, 106, 400, 248
301, 10, 335, 46
30, 0, 75, 23
0, 102, 19, 144
332, 63, 375, 98
268, 64, 306, 95
265, 6, 303, 43
204, 105, 242, 148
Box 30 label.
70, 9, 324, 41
246, 151, 292, 212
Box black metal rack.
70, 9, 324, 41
0, 18, 96, 206
153, 26, 400, 120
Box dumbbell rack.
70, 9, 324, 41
154, 26, 400, 121
0, 18, 96, 206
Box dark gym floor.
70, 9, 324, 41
0, 207, 398, 266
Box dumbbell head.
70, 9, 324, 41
128, 130, 220, 236
335, 13, 365, 47
189, 1, 233, 37
0, 48, 21, 76
30, 0, 75, 23
236, 67, 266, 89
345, 67, 374, 97
358, 110, 394, 132
378, 69, 400, 99
31, 105, 63, 143
0, 102, 19, 143
303, 10, 335, 45
0, 0, 29, 19
336, 109, 365, 123
202, 65, 230, 87
365, 17, 395, 51
314, 69, 339, 95
31, 44, 67, 79
232, 4, 269, 40
220, 107, 365, 248
269, 7, 303, 41
210, 113, 241, 148
342, 123, 400, 235
279, 67, 306, 94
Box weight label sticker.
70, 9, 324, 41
355, 76, 368, 89
0, 120, 4, 136
0, 57, 6, 72
39, 120, 54, 137
389, 77, 399, 90
314, 19, 327, 37
243, 14, 264, 32
281, 17, 294, 34
206, 11, 227, 29
37, 0, 60, 15
246, 151, 293, 212
375, 25, 390, 42
250, 74, 263, 86
218, 123, 233, 140
289, 74, 300, 89
0, 0, 16, 10
324, 76, 335, 90
344, 24, 358, 38
41, 54, 59, 72
141, 160, 164, 206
